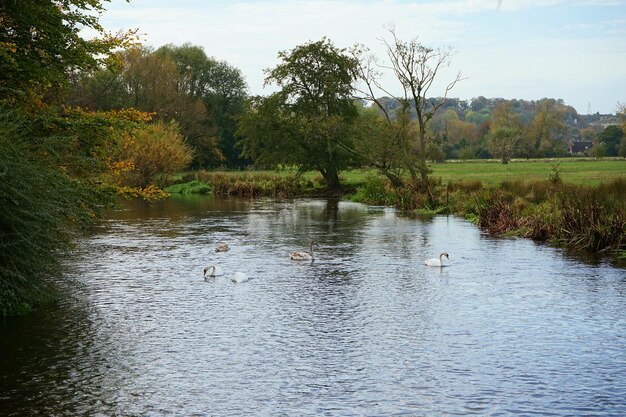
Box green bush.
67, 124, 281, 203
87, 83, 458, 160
0, 108, 104, 316
118, 120, 194, 187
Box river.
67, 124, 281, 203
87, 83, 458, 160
1, 196, 625, 416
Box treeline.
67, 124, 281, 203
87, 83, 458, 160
65, 42, 626, 174
66, 44, 248, 168
384, 96, 625, 162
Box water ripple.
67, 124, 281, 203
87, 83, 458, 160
1, 197, 625, 416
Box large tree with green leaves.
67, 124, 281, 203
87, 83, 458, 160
156, 43, 248, 167
238, 38, 359, 189
0, 0, 135, 104
525, 98, 568, 157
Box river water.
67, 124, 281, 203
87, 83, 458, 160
1, 197, 625, 416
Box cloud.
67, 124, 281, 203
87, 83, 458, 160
98, 0, 626, 113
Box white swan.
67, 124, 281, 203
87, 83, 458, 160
290, 241, 319, 261
203, 265, 223, 278
231, 271, 249, 283
215, 243, 230, 253
425, 252, 449, 267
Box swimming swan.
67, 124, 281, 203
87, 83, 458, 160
231, 271, 249, 283
425, 252, 449, 267
215, 243, 230, 253
290, 241, 319, 261
203, 265, 223, 278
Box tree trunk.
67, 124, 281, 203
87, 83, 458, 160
383, 171, 404, 188
321, 169, 341, 191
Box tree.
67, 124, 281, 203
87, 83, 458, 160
68, 47, 223, 167
351, 100, 414, 187
117, 121, 194, 187
239, 38, 359, 190
0, 0, 135, 104
526, 98, 568, 157
598, 125, 624, 157
618, 103, 626, 158
491, 101, 522, 130
69, 44, 247, 168
156, 43, 248, 167
590, 142, 606, 159
488, 127, 522, 164
352, 28, 463, 195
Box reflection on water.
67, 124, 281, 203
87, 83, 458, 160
1, 196, 625, 416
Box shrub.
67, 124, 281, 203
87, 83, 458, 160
118, 120, 194, 187
474, 189, 520, 235
0, 109, 105, 316
555, 180, 626, 252
190, 173, 305, 197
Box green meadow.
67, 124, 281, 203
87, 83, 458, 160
428, 158, 625, 186
189, 158, 625, 188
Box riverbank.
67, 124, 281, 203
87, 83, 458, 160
167, 159, 626, 262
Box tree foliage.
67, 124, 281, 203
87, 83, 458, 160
238, 38, 359, 189
0, 0, 136, 104
525, 98, 568, 157
117, 120, 194, 188
488, 127, 522, 164
156, 43, 248, 167
598, 125, 624, 157
352, 28, 462, 194
68, 44, 248, 168
0, 106, 112, 315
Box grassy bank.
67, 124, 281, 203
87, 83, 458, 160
166, 171, 316, 197
175, 158, 624, 189
351, 176, 625, 260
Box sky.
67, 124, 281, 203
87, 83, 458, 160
98, 0, 626, 114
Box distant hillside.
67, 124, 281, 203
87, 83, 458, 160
372, 96, 619, 130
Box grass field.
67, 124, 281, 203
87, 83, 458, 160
179, 158, 625, 188
340, 159, 626, 187
429, 158, 626, 186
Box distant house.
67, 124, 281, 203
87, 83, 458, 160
568, 140, 593, 155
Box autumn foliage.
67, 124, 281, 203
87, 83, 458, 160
117, 120, 194, 188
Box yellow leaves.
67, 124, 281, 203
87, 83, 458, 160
62, 106, 154, 124
108, 160, 134, 175
0, 41, 17, 53
115, 185, 169, 201
117, 120, 194, 188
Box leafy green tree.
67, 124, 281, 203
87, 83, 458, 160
590, 142, 606, 159
70, 44, 247, 168
69, 47, 223, 167
350, 100, 413, 187
457, 146, 476, 160
156, 44, 248, 167
526, 98, 568, 157
465, 109, 492, 127
598, 125, 624, 157
239, 38, 359, 189
0, 0, 135, 104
